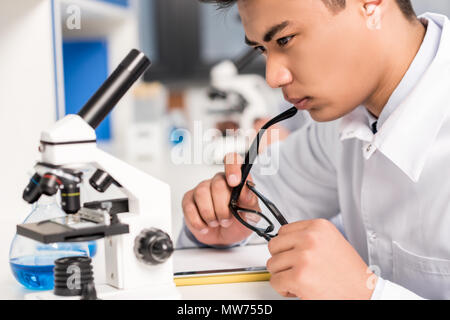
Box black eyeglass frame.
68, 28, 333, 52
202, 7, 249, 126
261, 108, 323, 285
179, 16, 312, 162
228, 106, 298, 241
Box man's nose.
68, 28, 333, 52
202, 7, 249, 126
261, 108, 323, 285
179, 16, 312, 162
265, 55, 293, 89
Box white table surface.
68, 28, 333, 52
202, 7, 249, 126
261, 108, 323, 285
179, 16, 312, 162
0, 243, 287, 300
0, 277, 286, 300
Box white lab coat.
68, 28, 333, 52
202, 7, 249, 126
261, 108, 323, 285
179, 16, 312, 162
252, 12, 450, 300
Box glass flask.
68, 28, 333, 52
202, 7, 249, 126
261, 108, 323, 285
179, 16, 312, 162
9, 194, 90, 291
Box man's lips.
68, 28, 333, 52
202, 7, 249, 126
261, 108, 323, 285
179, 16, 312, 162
287, 97, 312, 110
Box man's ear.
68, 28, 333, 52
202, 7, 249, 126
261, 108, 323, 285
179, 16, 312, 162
361, 0, 383, 30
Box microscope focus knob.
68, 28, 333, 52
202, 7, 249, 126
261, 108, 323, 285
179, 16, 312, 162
134, 228, 174, 265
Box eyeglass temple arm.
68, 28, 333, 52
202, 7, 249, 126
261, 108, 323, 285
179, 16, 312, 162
246, 181, 288, 226
229, 106, 298, 205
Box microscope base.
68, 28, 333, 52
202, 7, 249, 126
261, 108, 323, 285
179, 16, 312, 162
24, 283, 181, 300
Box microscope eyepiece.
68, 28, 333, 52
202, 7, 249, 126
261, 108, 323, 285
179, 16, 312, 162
78, 49, 151, 129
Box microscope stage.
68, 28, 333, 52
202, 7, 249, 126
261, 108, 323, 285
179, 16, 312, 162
17, 217, 129, 244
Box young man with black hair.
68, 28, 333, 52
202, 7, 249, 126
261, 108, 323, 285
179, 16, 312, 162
180, 0, 450, 299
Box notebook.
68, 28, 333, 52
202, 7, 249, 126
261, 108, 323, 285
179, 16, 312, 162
173, 244, 271, 286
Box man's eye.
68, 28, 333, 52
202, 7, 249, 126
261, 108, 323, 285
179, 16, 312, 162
277, 35, 294, 47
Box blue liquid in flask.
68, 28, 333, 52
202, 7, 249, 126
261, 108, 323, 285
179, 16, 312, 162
88, 241, 97, 257
10, 194, 92, 290
10, 250, 87, 291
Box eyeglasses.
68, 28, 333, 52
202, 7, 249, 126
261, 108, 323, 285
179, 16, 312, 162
229, 106, 298, 241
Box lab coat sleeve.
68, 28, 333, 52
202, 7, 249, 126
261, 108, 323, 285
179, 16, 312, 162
176, 219, 253, 249
371, 277, 425, 300
252, 120, 341, 226
176, 222, 211, 249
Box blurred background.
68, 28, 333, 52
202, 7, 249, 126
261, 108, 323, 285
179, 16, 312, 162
0, 0, 449, 296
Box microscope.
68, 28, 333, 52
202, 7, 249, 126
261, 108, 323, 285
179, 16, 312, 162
18, 49, 180, 300
204, 49, 282, 164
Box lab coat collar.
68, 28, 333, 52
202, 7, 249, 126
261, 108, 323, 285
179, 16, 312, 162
340, 13, 450, 182
340, 106, 374, 143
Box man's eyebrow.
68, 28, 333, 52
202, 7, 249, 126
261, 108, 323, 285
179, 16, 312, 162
264, 21, 290, 42
244, 21, 291, 46
245, 36, 259, 46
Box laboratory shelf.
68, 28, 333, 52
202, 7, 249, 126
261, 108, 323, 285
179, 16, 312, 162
58, 0, 134, 39
51, 0, 140, 148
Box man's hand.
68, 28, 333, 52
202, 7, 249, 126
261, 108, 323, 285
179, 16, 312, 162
182, 153, 260, 246
266, 219, 376, 300
181, 120, 290, 247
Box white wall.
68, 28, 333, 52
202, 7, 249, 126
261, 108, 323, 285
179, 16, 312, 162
412, 0, 450, 16
0, 0, 57, 285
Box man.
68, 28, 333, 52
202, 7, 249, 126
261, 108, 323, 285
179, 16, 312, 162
180, 0, 450, 299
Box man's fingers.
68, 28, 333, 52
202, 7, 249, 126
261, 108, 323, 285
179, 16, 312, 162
193, 180, 219, 227
223, 152, 257, 206
277, 220, 316, 236
269, 269, 297, 298
224, 153, 244, 187
266, 250, 294, 275
269, 220, 329, 255
211, 172, 233, 228
267, 230, 308, 255
182, 190, 209, 234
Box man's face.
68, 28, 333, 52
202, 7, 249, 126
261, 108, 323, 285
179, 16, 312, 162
239, 0, 383, 122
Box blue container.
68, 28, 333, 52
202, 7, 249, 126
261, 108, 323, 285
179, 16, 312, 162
10, 249, 88, 291
9, 195, 90, 291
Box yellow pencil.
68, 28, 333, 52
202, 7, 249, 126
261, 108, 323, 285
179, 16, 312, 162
174, 272, 271, 287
